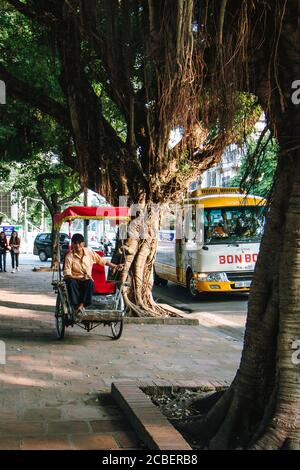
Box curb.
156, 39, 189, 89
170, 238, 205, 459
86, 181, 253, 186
124, 303, 199, 325
32, 266, 52, 272
124, 317, 199, 325
111, 381, 192, 450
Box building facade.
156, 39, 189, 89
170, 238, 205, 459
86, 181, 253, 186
0, 192, 12, 222
200, 143, 244, 189
198, 115, 266, 190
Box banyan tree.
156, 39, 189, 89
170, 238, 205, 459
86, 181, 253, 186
1, 0, 300, 448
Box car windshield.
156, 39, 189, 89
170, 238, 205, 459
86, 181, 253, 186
37, 234, 47, 241
204, 206, 265, 245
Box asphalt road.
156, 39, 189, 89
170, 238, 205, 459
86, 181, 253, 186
153, 281, 248, 342
19, 253, 52, 267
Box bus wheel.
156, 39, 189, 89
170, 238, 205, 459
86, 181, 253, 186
187, 271, 199, 298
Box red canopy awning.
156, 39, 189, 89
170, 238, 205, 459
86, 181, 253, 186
54, 206, 129, 227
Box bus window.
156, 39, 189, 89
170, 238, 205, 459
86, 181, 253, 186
159, 209, 175, 242
204, 206, 264, 244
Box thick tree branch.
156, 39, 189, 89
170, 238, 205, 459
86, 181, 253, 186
218, 0, 228, 45
0, 64, 70, 129
6, 0, 59, 26
6, 0, 40, 20
60, 184, 84, 206
36, 173, 54, 215
36, 172, 83, 214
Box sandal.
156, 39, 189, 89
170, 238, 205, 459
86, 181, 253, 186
75, 306, 85, 320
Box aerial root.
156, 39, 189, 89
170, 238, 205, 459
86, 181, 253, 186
176, 386, 233, 446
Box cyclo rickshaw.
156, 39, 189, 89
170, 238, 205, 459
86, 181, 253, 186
52, 206, 129, 340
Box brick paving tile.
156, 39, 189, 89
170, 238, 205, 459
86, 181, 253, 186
21, 389, 60, 400
0, 411, 18, 421
60, 405, 105, 420
47, 420, 90, 435
113, 431, 140, 449
22, 408, 61, 421
90, 420, 131, 433
70, 434, 119, 450
21, 436, 72, 450
0, 390, 21, 400
0, 437, 21, 450
0, 422, 45, 436
102, 406, 123, 417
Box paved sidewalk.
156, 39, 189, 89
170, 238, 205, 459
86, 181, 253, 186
0, 263, 242, 450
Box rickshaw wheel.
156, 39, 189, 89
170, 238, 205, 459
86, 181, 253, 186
111, 320, 123, 340
55, 295, 66, 340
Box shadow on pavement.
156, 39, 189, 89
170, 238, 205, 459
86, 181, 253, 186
0, 300, 54, 313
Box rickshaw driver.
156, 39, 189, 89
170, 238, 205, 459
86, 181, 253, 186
63, 233, 123, 316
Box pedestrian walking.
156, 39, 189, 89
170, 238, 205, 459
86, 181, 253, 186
0, 231, 9, 272
9, 230, 21, 273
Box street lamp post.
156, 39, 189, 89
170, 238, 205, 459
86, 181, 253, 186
24, 197, 47, 253
83, 188, 88, 246
24, 198, 28, 253
41, 203, 45, 232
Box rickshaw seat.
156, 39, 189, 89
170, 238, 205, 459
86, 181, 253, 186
92, 251, 116, 295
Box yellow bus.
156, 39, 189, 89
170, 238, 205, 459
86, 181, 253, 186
154, 188, 265, 297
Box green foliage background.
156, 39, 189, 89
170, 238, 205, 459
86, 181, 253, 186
0, 5, 81, 227
229, 135, 278, 198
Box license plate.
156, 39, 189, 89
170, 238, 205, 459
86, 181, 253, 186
235, 281, 251, 288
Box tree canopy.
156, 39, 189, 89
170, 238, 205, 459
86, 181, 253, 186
0, 154, 82, 228
0, 0, 260, 205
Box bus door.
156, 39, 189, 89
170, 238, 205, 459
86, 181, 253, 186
156, 209, 177, 282
181, 204, 198, 280
175, 208, 184, 283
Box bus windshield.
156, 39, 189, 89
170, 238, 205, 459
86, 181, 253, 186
204, 206, 265, 245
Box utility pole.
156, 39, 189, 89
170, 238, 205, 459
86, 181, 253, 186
83, 187, 88, 246
41, 203, 45, 231
24, 198, 28, 253
0, 80, 6, 104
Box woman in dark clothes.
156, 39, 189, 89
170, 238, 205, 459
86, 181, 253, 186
0, 231, 9, 272
9, 231, 21, 273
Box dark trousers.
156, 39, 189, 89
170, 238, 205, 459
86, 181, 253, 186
11, 251, 19, 269
0, 252, 6, 271
65, 279, 94, 308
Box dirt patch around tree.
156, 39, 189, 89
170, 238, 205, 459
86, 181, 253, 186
142, 385, 228, 449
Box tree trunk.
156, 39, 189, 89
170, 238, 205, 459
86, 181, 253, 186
175, 9, 300, 448
117, 206, 178, 317
51, 214, 60, 271
178, 106, 300, 448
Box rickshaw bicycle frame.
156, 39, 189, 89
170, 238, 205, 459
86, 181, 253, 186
52, 206, 129, 340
